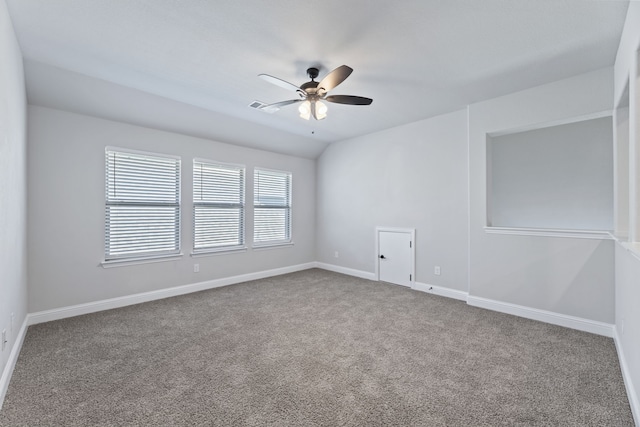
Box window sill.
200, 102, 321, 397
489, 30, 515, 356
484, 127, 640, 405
191, 247, 248, 257
101, 253, 184, 268
252, 242, 295, 251
484, 226, 613, 240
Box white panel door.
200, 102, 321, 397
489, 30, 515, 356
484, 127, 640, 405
378, 230, 413, 287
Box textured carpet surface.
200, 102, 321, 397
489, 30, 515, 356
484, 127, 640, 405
0, 269, 633, 426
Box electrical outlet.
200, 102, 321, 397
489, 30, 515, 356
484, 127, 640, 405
334, 251, 339, 258
434, 266, 441, 276
1, 330, 6, 351
10, 312, 14, 332
193, 264, 200, 273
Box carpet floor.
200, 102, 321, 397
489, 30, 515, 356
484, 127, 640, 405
0, 269, 633, 426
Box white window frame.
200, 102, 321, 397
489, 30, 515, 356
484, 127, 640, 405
192, 159, 246, 254
103, 147, 182, 265
253, 167, 292, 247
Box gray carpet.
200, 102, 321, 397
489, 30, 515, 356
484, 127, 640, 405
0, 269, 633, 426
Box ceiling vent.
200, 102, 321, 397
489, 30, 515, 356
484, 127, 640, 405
249, 100, 266, 109
248, 100, 279, 113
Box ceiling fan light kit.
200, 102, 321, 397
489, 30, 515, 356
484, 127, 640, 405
258, 65, 372, 121
298, 100, 328, 120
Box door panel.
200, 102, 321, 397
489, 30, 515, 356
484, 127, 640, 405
378, 231, 412, 287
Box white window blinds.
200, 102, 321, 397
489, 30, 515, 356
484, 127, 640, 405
105, 148, 181, 261
193, 160, 245, 252
254, 168, 292, 244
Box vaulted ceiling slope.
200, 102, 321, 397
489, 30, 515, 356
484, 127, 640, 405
6, 0, 629, 159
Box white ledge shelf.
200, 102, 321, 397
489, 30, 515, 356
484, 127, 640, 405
484, 226, 613, 240
620, 242, 640, 262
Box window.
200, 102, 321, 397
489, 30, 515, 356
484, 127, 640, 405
105, 147, 181, 261
193, 160, 245, 252
254, 168, 292, 245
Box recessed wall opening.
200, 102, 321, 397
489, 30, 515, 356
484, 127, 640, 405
487, 116, 614, 232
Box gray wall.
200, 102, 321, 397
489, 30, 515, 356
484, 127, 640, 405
316, 109, 469, 291
615, 245, 640, 411
0, 0, 27, 391
614, 1, 640, 420
27, 106, 316, 312
490, 117, 613, 230
469, 68, 615, 323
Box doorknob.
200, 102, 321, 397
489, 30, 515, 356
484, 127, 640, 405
379, 255, 386, 259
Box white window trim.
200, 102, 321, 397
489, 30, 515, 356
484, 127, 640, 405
101, 253, 184, 268
252, 241, 295, 250
106, 146, 181, 161
190, 246, 249, 257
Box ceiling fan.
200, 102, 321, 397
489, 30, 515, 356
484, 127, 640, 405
257, 65, 372, 120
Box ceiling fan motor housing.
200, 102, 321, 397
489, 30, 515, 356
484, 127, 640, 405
300, 81, 319, 93
301, 67, 321, 95
306, 67, 320, 80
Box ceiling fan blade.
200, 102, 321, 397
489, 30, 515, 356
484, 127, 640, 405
258, 74, 301, 93
325, 95, 373, 105
317, 65, 353, 93
311, 101, 318, 120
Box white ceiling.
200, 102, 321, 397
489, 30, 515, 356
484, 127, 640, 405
6, 0, 629, 158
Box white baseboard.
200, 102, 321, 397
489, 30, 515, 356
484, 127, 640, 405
467, 295, 615, 337
412, 282, 469, 301
28, 262, 316, 325
0, 317, 28, 410
316, 264, 616, 339
614, 329, 640, 426
315, 262, 376, 281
